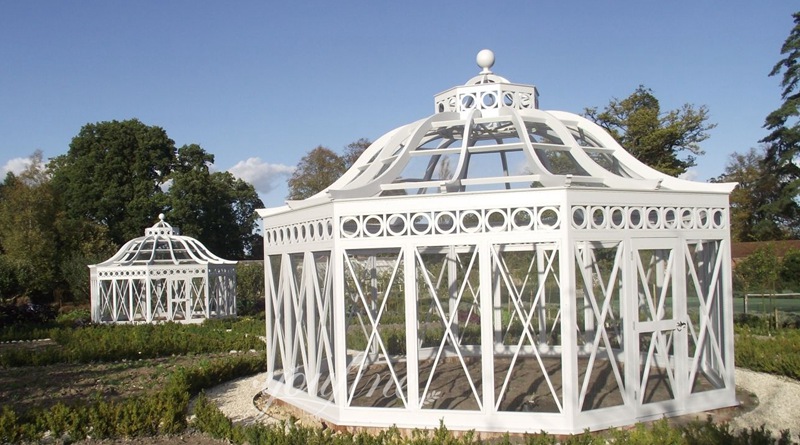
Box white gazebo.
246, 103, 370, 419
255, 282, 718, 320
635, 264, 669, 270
90, 214, 237, 323
258, 50, 738, 434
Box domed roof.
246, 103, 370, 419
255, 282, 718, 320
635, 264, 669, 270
285, 50, 733, 209
95, 214, 235, 267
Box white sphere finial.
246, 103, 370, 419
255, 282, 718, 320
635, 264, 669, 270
476, 49, 495, 74
158, 213, 165, 221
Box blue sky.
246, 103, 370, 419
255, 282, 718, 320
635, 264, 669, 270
1, 1, 796, 207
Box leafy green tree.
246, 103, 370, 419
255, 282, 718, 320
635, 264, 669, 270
584, 85, 715, 177
734, 244, 781, 294
50, 119, 176, 245
713, 146, 782, 241
342, 138, 371, 169
780, 248, 800, 290
287, 146, 345, 200
235, 261, 265, 315
758, 11, 800, 239
0, 151, 116, 304
0, 153, 61, 302
166, 144, 264, 259
287, 139, 372, 200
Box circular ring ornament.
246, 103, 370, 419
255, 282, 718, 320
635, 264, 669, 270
610, 206, 626, 229
386, 214, 407, 236
481, 92, 497, 108
486, 208, 507, 231
363, 215, 384, 237
461, 94, 476, 109
341, 216, 361, 238
628, 207, 643, 229
696, 208, 710, 229
680, 208, 694, 229
571, 206, 587, 229
663, 208, 677, 229
538, 207, 560, 229
712, 209, 725, 228
645, 207, 661, 229
512, 208, 534, 230
460, 210, 483, 233
411, 213, 432, 235
435, 211, 457, 234
590, 206, 606, 229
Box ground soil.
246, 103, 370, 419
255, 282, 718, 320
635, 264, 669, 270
0, 340, 235, 414
0, 341, 768, 444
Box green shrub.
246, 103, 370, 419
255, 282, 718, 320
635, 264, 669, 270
0, 321, 264, 367
0, 353, 262, 443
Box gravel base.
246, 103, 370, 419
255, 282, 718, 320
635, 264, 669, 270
202, 372, 272, 425
205, 368, 800, 435
731, 368, 800, 435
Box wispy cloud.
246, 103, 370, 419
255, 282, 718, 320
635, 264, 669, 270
228, 157, 295, 195
679, 168, 699, 181
1, 157, 39, 176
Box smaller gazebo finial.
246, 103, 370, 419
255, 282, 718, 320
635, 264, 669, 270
158, 213, 165, 222
476, 49, 495, 74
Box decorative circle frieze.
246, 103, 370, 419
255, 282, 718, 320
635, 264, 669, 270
363, 215, 384, 237
387, 214, 407, 236
460, 210, 482, 233
590, 206, 606, 229
435, 211, 457, 234
512, 208, 534, 230
628, 207, 643, 229
486, 209, 506, 231
341, 216, 361, 238
538, 207, 560, 229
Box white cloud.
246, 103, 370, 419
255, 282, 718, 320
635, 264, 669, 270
1, 157, 37, 176
228, 157, 295, 195
679, 168, 699, 181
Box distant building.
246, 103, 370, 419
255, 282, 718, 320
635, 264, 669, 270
89, 214, 237, 323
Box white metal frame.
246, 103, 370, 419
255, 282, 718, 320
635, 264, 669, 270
258, 51, 737, 434
89, 215, 237, 324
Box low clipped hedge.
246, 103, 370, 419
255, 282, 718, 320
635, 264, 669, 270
0, 352, 264, 443
0, 318, 264, 367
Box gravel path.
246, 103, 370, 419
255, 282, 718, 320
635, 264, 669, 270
731, 368, 800, 435
202, 372, 271, 425
205, 369, 800, 435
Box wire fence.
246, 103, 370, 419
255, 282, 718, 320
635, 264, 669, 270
734, 292, 800, 316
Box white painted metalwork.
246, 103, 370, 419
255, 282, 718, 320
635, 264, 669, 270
89, 214, 237, 323
258, 50, 738, 434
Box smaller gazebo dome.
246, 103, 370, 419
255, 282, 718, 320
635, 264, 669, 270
89, 214, 237, 324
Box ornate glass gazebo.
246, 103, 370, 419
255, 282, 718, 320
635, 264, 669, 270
90, 214, 237, 323
258, 50, 738, 434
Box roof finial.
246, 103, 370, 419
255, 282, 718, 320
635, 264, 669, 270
476, 49, 495, 74
158, 213, 165, 222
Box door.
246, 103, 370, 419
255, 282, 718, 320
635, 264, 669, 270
630, 239, 687, 418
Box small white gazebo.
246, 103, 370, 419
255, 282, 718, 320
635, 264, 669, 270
89, 214, 237, 323
258, 50, 738, 434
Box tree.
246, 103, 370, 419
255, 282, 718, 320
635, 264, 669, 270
287, 146, 345, 200
287, 139, 372, 200
0, 151, 116, 304
342, 138, 371, 169
713, 146, 783, 241
166, 144, 264, 259
50, 119, 176, 245
0, 152, 59, 301
758, 11, 800, 239
584, 85, 715, 177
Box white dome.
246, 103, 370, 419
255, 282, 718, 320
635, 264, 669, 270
96, 214, 235, 267
290, 51, 733, 207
